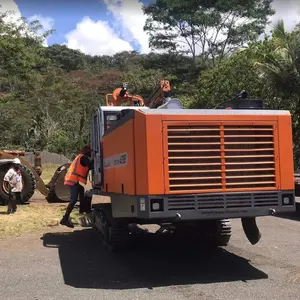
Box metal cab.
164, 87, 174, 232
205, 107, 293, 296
90, 106, 149, 189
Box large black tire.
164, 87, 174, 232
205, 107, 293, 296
203, 219, 232, 247
0, 164, 36, 205
174, 219, 232, 247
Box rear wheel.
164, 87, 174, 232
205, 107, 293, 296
204, 219, 232, 246
92, 204, 131, 252
0, 164, 36, 205
174, 219, 232, 247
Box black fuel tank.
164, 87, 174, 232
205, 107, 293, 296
219, 91, 265, 110
224, 98, 264, 109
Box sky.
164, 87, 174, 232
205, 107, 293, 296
0, 0, 299, 56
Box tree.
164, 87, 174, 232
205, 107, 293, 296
44, 44, 86, 72
0, 11, 51, 92
191, 48, 264, 109
143, 0, 275, 67
253, 20, 300, 104
252, 20, 300, 166
0, 11, 54, 149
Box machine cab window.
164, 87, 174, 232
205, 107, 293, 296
104, 112, 119, 132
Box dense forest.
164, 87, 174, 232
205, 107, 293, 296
1, 1, 300, 166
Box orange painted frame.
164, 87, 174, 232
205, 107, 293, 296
162, 120, 280, 195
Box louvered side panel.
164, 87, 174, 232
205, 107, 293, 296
223, 124, 276, 190
166, 124, 223, 193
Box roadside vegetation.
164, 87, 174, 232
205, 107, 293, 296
1, 1, 300, 167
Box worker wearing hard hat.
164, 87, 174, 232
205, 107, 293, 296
60, 145, 93, 228
4, 158, 23, 214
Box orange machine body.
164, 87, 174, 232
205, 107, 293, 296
102, 109, 294, 196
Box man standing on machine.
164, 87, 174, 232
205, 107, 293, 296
60, 145, 93, 228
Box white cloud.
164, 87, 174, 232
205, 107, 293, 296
0, 2, 54, 46
28, 15, 54, 32
104, 0, 150, 54
28, 15, 55, 46
267, 0, 300, 33
0, 0, 22, 24
65, 16, 133, 56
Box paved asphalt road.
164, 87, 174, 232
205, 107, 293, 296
1, 213, 300, 300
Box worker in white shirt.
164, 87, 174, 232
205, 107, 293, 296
4, 158, 23, 214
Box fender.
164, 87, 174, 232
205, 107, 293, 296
241, 217, 262, 245
0, 159, 15, 165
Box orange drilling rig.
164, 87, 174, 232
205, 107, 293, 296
83, 80, 295, 251
0, 80, 295, 253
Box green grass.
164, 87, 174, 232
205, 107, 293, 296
0, 162, 94, 239
0, 163, 94, 239
0, 203, 85, 238
40, 164, 61, 184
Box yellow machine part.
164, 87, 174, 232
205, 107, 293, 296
0, 152, 49, 197
19, 157, 49, 196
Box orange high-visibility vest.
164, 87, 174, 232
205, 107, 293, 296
64, 154, 89, 186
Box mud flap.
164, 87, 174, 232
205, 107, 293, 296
241, 217, 262, 245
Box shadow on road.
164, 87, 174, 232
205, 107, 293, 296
41, 228, 268, 290
276, 212, 300, 222
275, 204, 300, 221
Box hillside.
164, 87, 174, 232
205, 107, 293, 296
1, 3, 300, 166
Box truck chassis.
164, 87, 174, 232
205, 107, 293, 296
87, 189, 295, 251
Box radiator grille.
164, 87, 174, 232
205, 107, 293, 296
167, 125, 222, 192
224, 125, 276, 190
166, 123, 276, 193
167, 192, 279, 211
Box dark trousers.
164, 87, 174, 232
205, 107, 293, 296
8, 191, 21, 213
62, 183, 86, 220
69, 183, 85, 205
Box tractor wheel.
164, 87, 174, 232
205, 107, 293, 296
0, 164, 36, 205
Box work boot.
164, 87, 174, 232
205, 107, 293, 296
7, 209, 12, 215
60, 202, 76, 228
60, 216, 74, 228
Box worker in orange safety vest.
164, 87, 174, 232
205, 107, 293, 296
60, 145, 93, 228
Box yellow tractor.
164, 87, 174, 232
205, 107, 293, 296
0, 150, 70, 205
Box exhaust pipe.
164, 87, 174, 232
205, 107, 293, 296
241, 217, 262, 245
